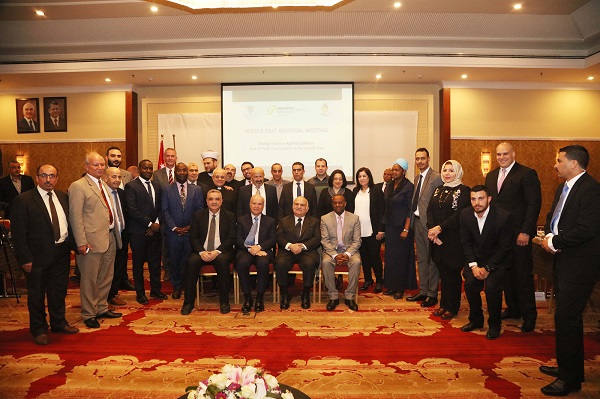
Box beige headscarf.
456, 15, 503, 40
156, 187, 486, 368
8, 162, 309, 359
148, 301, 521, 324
441, 159, 464, 188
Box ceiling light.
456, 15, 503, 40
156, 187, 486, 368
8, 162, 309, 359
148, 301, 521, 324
461, 74, 468, 79
35, 10, 45, 16
105, 78, 111, 82
513, 4, 522, 10
192, 75, 198, 80
163, 0, 342, 9
151, 5, 159, 12
394, 2, 401, 8
376, 74, 382, 79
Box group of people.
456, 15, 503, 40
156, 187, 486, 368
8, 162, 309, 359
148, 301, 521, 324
3, 143, 598, 397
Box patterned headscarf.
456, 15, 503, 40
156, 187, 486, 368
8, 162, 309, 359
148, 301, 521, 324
441, 159, 463, 188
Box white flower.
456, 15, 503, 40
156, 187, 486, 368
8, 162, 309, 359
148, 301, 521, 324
208, 373, 229, 389
263, 374, 278, 390
240, 382, 257, 398
281, 391, 295, 399
240, 366, 258, 385
187, 390, 198, 399
254, 378, 267, 398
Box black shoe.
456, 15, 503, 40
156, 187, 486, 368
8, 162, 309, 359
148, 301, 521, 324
120, 280, 135, 291
136, 295, 149, 305
84, 318, 100, 328
393, 291, 404, 300
541, 379, 581, 396
255, 298, 264, 312
171, 289, 182, 300
220, 303, 231, 314
301, 293, 311, 309
97, 310, 122, 319
421, 297, 438, 307
486, 327, 501, 340
383, 289, 397, 296
150, 291, 168, 300
374, 282, 383, 294
181, 303, 194, 315
345, 299, 358, 311
69, 275, 80, 284
539, 366, 560, 378
406, 293, 427, 302
460, 322, 484, 332
521, 320, 536, 332
500, 309, 521, 320
326, 299, 339, 311
280, 294, 290, 310
361, 281, 374, 291
242, 296, 253, 313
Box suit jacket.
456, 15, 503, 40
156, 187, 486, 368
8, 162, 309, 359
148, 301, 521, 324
411, 168, 442, 229
320, 211, 362, 258
189, 208, 236, 255
278, 181, 317, 219
44, 116, 67, 131
125, 178, 162, 235
237, 184, 278, 220
207, 184, 238, 215
485, 162, 541, 236
11, 188, 70, 266
460, 205, 513, 271
152, 167, 174, 189
352, 185, 385, 234
198, 172, 214, 187
236, 213, 277, 252
161, 182, 204, 235
544, 172, 600, 283
276, 214, 321, 252
0, 174, 35, 219
18, 118, 39, 132
68, 175, 122, 252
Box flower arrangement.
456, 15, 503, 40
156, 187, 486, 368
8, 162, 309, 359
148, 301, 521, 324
186, 365, 294, 399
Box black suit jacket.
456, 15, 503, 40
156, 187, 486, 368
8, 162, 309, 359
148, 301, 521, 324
17, 118, 39, 132
352, 185, 385, 234
276, 214, 321, 254
189, 208, 236, 255
237, 184, 278, 220
0, 174, 35, 220
44, 116, 67, 131
236, 213, 276, 252
124, 178, 162, 235
544, 173, 600, 283
485, 162, 541, 236
460, 205, 514, 271
10, 188, 70, 266
278, 181, 317, 219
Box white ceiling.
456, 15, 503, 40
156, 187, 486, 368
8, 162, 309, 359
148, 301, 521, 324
1, 0, 600, 90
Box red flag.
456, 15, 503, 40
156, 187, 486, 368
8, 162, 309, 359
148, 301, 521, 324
157, 139, 165, 169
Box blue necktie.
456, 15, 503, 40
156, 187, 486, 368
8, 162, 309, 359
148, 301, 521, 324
244, 216, 259, 246
296, 182, 301, 197
550, 184, 569, 233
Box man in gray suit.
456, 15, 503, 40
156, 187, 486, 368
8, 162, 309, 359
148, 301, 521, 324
406, 148, 443, 307
320, 194, 362, 311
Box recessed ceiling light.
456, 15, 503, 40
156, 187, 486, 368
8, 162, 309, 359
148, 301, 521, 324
192, 75, 198, 80
461, 74, 468, 79
151, 5, 159, 12
394, 2, 401, 8
588, 76, 595, 81
105, 78, 111, 82
35, 10, 45, 16
376, 74, 382, 79
513, 4, 522, 10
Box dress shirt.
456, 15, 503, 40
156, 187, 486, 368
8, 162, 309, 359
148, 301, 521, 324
497, 161, 515, 189
285, 216, 307, 251
203, 210, 222, 252
253, 184, 267, 215
37, 186, 68, 243
334, 212, 350, 258
546, 171, 586, 251
468, 206, 491, 268
293, 180, 306, 199
138, 176, 160, 225
414, 167, 430, 217
354, 188, 373, 237
246, 213, 262, 250
87, 174, 115, 230
11, 176, 22, 194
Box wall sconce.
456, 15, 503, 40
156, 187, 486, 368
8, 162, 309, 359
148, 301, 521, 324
481, 148, 491, 177
16, 154, 28, 175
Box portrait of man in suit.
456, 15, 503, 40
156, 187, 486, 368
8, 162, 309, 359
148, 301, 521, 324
237, 167, 278, 220
43, 98, 67, 132
16, 99, 40, 133
0, 160, 35, 220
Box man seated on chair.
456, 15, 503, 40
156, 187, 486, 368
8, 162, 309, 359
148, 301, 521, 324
276, 196, 321, 310
181, 189, 236, 315
321, 194, 362, 311
236, 194, 276, 313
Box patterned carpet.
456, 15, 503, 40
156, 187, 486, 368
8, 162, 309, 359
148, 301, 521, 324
1, 277, 600, 399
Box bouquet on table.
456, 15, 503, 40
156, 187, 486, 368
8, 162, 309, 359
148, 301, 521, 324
186, 365, 294, 399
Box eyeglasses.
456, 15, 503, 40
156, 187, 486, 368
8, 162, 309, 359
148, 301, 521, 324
38, 173, 57, 179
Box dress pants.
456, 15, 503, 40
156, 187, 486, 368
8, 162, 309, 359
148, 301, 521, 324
25, 241, 71, 336
463, 266, 505, 328
167, 233, 192, 291
414, 219, 439, 298
109, 230, 129, 300
130, 232, 162, 297
236, 250, 273, 295
503, 242, 537, 322
276, 250, 318, 290
359, 234, 383, 283
437, 261, 462, 314
322, 252, 361, 300
183, 252, 233, 304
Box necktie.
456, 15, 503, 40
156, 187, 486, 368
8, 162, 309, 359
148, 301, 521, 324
168, 169, 173, 185
245, 216, 259, 246
112, 190, 124, 232
550, 184, 569, 233
382, 183, 386, 193
29, 120, 34, 130
296, 182, 301, 198
53, 118, 59, 128
207, 214, 216, 251
180, 183, 186, 208
256, 186, 260, 196
48, 192, 61, 241
497, 168, 506, 192
145, 181, 154, 205
296, 217, 302, 238
98, 180, 114, 225
336, 214, 345, 251
412, 174, 423, 212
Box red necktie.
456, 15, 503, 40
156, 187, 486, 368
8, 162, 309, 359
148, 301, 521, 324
168, 169, 173, 185
99, 180, 114, 225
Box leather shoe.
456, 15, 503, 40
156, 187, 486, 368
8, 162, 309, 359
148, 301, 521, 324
136, 295, 149, 305
541, 379, 581, 396
345, 299, 358, 311
280, 294, 290, 310
383, 289, 397, 296
33, 333, 49, 345
374, 282, 383, 294
421, 297, 438, 308
120, 280, 135, 291
150, 291, 168, 300
361, 281, 374, 291
241, 297, 254, 313
393, 291, 404, 300
97, 310, 122, 319
171, 289, 181, 300
220, 303, 231, 314
500, 309, 521, 320
301, 293, 311, 309
181, 303, 194, 315
326, 299, 339, 311
254, 299, 264, 312
486, 328, 501, 340
51, 324, 79, 334
460, 322, 484, 332
441, 311, 455, 320
84, 318, 100, 328
539, 366, 560, 378
109, 296, 126, 306
432, 307, 445, 316
521, 320, 536, 332
406, 293, 427, 302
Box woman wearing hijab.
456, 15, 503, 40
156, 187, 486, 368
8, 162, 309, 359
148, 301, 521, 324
382, 158, 415, 299
316, 169, 355, 218
426, 160, 471, 320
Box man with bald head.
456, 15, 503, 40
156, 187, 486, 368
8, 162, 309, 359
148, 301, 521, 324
18, 102, 39, 132
209, 168, 237, 214
485, 142, 541, 333
237, 167, 278, 219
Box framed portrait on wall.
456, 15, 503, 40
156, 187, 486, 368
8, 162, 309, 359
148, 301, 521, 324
16, 98, 41, 134
43, 97, 67, 132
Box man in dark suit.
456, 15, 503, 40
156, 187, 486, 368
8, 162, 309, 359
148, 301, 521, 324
239, 161, 254, 187
485, 142, 542, 332
460, 185, 513, 340
237, 167, 278, 219
374, 168, 392, 194
276, 196, 321, 310
224, 164, 243, 191
125, 159, 166, 305
539, 145, 600, 396
17, 101, 39, 132
152, 147, 176, 281
278, 161, 318, 219
0, 160, 35, 220
181, 189, 237, 315
236, 194, 276, 313
162, 163, 204, 299
11, 164, 78, 345
198, 150, 219, 186
208, 168, 237, 215
44, 101, 67, 131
